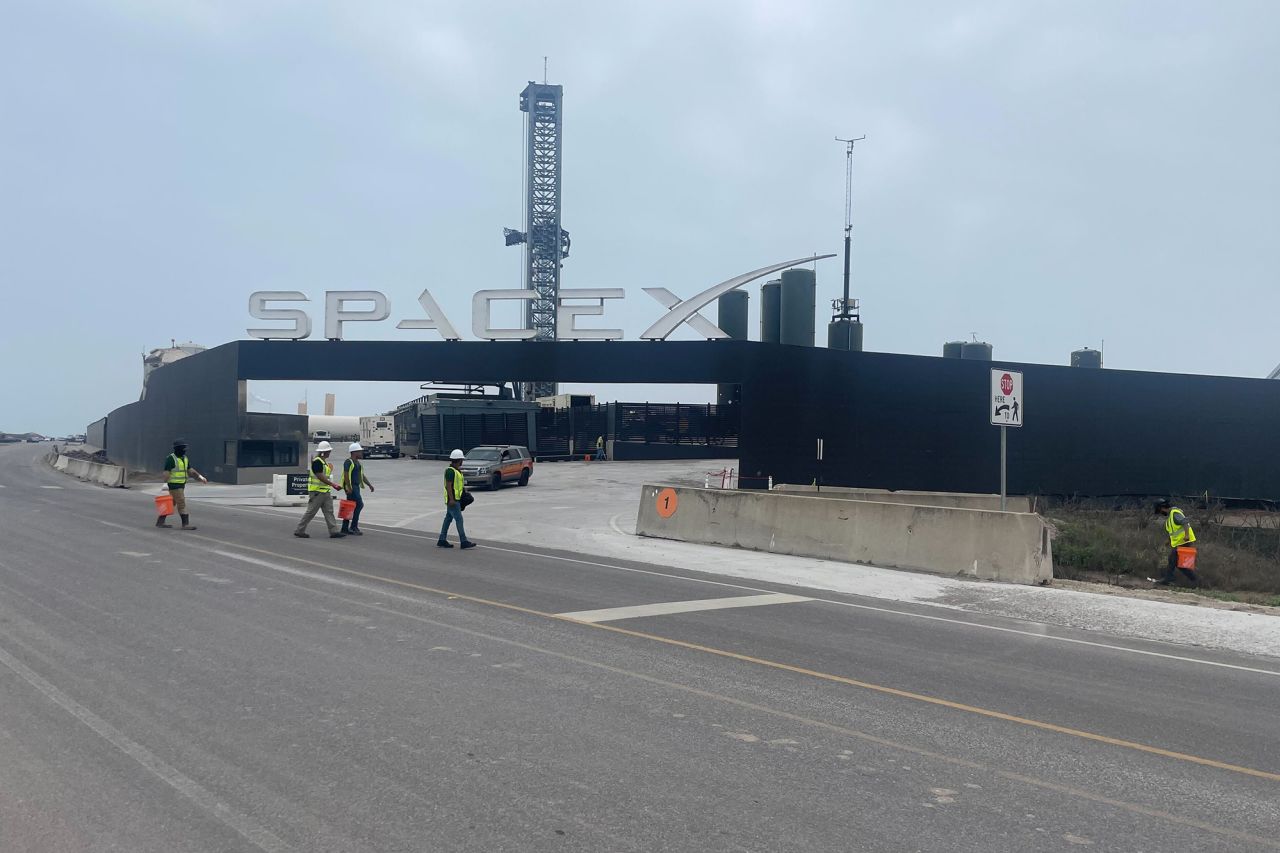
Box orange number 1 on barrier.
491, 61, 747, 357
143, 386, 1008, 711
656, 488, 678, 519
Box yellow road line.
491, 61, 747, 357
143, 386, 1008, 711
192, 534, 1280, 785
197, 552, 1280, 851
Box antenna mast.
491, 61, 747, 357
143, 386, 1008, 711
833, 135, 865, 319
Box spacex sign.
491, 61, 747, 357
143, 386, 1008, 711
247, 255, 833, 342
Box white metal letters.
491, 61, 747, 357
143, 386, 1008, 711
472, 290, 537, 340
247, 291, 311, 340
396, 289, 462, 341
555, 289, 625, 340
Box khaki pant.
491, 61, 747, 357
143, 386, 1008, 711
168, 486, 187, 515
296, 492, 339, 535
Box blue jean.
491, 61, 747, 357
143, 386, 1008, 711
341, 490, 363, 531
439, 504, 468, 543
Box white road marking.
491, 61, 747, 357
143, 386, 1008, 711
0, 642, 292, 853
360, 525, 1280, 677
558, 593, 812, 624
179, 505, 1280, 678
39, 485, 63, 489
389, 510, 443, 528
213, 550, 447, 611
119, 551, 151, 558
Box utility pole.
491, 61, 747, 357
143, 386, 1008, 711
833, 135, 865, 319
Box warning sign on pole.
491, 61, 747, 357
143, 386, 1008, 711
990, 369, 1023, 427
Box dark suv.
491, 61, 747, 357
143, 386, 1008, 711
461, 445, 534, 490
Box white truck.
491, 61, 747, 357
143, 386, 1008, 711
359, 416, 400, 459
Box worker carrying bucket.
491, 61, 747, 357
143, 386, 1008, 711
156, 439, 208, 530
1149, 499, 1199, 588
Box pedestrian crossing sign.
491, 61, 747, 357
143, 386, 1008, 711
991, 369, 1023, 427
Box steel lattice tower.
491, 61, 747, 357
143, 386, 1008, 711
505, 81, 569, 401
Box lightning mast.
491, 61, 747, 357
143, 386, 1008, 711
504, 78, 570, 400
828, 135, 865, 351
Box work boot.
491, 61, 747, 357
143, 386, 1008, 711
294, 531, 310, 538
340, 521, 350, 534
330, 532, 346, 539
436, 539, 454, 548
460, 541, 477, 550
180, 514, 197, 531
348, 528, 363, 536
156, 516, 172, 528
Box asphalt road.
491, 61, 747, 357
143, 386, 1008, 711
2, 444, 1278, 852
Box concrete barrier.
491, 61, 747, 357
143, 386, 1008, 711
637, 485, 1052, 585
772, 484, 1031, 513
267, 474, 309, 507
48, 452, 127, 487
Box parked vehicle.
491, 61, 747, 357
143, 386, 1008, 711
310, 429, 331, 443
461, 445, 533, 490
358, 416, 400, 459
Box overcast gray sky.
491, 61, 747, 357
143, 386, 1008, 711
3, 1, 1278, 434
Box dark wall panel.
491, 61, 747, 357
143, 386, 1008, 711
612, 444, 737, 462
105, 344, 242, 482
740, 350, 1280, 500
98, 339, 1280, 499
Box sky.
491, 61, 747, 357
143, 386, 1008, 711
3, 1, 1278, 434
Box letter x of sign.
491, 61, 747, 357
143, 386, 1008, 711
639, 254, 835, 340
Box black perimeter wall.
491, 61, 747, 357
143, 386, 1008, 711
105, 340, 1280, 499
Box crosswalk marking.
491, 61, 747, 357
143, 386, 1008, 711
557, 593, 812, 624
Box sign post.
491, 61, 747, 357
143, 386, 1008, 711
990, 369, 1024, 511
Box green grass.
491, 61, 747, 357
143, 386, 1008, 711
1048, 503, 1280, 598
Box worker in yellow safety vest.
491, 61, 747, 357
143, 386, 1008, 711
1152, 499, 1199, 587
340, 442, 374, 536
437, 448, 476, 549
157, 438, 208, 530
294, 441, 346, 539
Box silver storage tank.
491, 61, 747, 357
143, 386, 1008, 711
779, 268, 816, 347
943, 341, 965, 359
827, 318, 864, 351
1071, 348, 1103, 368
760, 280, 782, 343
961, 341, 993, 360
716, 290, 750, 406
716, 290, 749, 340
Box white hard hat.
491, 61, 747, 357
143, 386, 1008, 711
316, 440, 333, 452
349, 442, 363, 452
449, 448, 465, 460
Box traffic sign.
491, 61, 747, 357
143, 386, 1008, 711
990, 369, 1023, 427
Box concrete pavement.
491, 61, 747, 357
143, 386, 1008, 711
2, 443, 1278, 851
169, 448, 1280, 659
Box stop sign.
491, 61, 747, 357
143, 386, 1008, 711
1000, 373, 1013, 395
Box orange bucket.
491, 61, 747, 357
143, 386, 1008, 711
1176, 546, 1198, 570
154, 493, 174, 515
337, 499, 356, 520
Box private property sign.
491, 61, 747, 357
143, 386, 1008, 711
991, 369, 1023, 427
